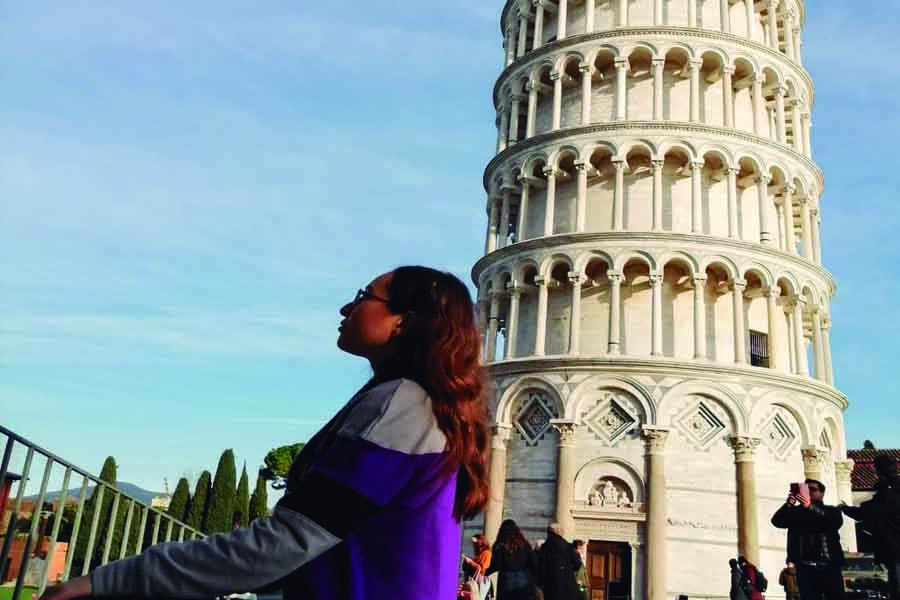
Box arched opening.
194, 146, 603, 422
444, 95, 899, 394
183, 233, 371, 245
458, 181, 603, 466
624, 145, 654, 231
555, 151, 579, 235
535, 66, 555, 135
627, 47, 654, 121
628, 0, 651, 26
515, 78, 530, 142
592, 50, 617, 123
762, 67, 781, 141
699, 0, 724, 32
663, 47, 692, 122
662, 146, 692, 232
595, 0, 617, 33
703, 262, 735, 362
699, 51, 725, 126
736, 156, 763, 242
497, 272, 514, 361
768, 167, 788, 252
581, 257, 613, 355
743, 270, 769, 368
561, 55, 584, 129
524, 159, 549, 240
701, 151, 729, 238
547, 261, 573, 355
586, 146, 616, 231
773, 278, 795, 373
662, 258, 694, 358
732, 59, 756, 134
622, 258, 653, 356
664, 0, 690, 27
516, 266, 540, 357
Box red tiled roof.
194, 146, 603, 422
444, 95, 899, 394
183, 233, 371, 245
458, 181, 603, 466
848, 449, 900, 490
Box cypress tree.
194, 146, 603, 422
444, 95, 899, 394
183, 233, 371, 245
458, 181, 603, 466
205, 449, 237, 534
167, 477, 192, 540
248, 469, 269, 522
186, 470, 212, 533
235, 464, 250, 528
74, 456, 118, 569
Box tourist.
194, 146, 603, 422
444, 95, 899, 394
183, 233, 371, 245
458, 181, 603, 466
485, 519, 539, 600
572, 540, 589, 600
730, 558, 751, 600
840, 455, 900, 600
771, 479, 845, 600
778, 561, 800, 600
463, 533, 494, 598
39, 266, 491, 600
537, 523, 582, 600
738, 556, 768, 600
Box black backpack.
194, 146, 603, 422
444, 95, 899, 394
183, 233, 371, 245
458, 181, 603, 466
755, 571, 769, 593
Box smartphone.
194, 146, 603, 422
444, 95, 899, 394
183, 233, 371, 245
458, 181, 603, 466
790, 482, 809, 497
790, 482, 800, 495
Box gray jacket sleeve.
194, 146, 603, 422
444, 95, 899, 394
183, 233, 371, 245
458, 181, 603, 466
91, 505, 340, 598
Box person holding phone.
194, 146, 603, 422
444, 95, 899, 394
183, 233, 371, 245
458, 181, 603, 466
771, 479, 845, 600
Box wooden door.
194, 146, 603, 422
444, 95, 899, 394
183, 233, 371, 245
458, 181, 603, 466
587, 542, 629, 600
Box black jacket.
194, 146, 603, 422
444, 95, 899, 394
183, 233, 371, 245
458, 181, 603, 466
537, 530, 583, 600
487, 544, 539, 600
842, 478, 900, 564
771, 502, 845, 567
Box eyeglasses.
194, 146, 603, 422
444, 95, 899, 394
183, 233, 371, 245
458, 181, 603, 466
352, 288, 390, 307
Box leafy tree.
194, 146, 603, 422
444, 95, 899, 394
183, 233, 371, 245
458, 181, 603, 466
248, 469, 269, 522
864, 440, 876, 450
186, 470, 212, 533
205, 449, 237, 534
261, 443, 304, 489
235, 464, 250, 528
167, 477, 192, 540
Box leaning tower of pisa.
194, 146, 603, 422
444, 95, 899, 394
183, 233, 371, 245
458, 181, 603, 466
472, 1, 854, 599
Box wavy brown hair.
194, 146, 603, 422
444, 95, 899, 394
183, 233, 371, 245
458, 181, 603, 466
370, 266, 490, 521
495, 519, 529, 553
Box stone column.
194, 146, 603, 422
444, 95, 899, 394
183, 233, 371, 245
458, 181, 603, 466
720, 0, 730, 33
485, 424, 513, 541
652, 159, 664, 231
534, 277, 549, 356
551, 71, 563, 131
752, 75, 765, 136
486, 292, 501, 362
653, 59, 665, 121
744, 0, 756, 38
499, 190, 512, 249
517, 177, 531, 242
569, 273, 583, 355
642, 427, 671, 600
533, 0, 546, 51
505, 284, 522, 360
811, 208, 822, 264
767, 0, 780, 51
775, 198, 788, 251
552, 421, 579, 537
580, 64, 593, 125
509, 94, 522, 143
791, 99, 804, 152
613, 159, 626, 231
544, 167, 558, 237
526, 84, 539, 138
689, 60, 702, 123
608, 271, 623, 354
688, 0, 698, 27
497, 108, 510, 153
822, 319, 835, 385
478, 299, 489, 360
723, 66, 735, 128
557, 0, 568, 39
504, 27, 515, 68
783, 185, 797, 254
729, 437, 762, 565
732, 279, 748, 364
835, 459, 857, 552
802, 112, 812, 156
791, 298, 809, 376
517, 15, 529, 58
802, 447, 823, 481
486, 196, 499, 254
784, 10, 796, 60
764, 286, 782, 370
585, 0, 596, 33
727, 167, 740, 238
654, 0, 664, 25
651, 273, 663, 357
691, 160, 704, 234
617, 0, 628, 26
615, 59, 629, 121
775, 86, 787, 143
575, 160, 589, 232
768, 105, 778, 142
757, 174, 773, 244
694, 275, 708, 359
811, 306, 827, 382
800, 196, 814, 260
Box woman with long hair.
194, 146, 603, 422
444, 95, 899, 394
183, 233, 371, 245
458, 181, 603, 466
41, 266, 491, 600
486, 519, 539, 600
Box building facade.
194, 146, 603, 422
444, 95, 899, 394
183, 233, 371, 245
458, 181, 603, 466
470, 1, 853, 599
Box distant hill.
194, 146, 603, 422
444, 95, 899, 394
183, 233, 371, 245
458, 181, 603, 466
27, 481, 162, 505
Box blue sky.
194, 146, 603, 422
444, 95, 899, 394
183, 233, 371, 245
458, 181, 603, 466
3, 2, 899, 494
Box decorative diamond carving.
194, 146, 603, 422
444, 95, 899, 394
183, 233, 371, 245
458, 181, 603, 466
675, 401, 727, 449
514, 392, 557, 446
762, 412, 798, 460
583, 393, 638, 445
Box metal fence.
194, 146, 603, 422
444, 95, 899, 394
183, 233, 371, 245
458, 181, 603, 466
0, 425, 204, 599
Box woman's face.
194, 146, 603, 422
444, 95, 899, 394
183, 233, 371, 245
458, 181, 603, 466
337, 272, 403, 364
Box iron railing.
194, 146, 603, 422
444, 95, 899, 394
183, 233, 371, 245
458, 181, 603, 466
0, 425, 204, 598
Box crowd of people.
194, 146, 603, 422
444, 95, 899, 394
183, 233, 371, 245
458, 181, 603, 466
460, 521, 587, 600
